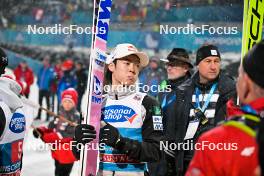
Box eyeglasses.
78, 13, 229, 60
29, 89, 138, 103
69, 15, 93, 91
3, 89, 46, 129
165, 62, 185, 68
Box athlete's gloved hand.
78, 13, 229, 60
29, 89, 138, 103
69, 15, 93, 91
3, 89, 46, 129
100, 122, 124, 148
32, 128, 41, 138
74, 124, 97, 145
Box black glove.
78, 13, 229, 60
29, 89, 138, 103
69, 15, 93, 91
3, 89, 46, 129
100, 122, 123, 148
32, 128, 42, 138
75, 124, 96, 145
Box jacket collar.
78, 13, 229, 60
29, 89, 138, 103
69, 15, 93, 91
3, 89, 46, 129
193, 72, 219, 91
168, 74, 190, 89
247, 97, 264, 115
227, 97, 264, 118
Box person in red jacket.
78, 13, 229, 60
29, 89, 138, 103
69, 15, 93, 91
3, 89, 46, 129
33, 88, 81, 176
14, 60, 34, 98
186, 41, 264, 176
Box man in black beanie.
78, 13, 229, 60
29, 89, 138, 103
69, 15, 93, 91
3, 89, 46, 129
186, 41, 264, 176
165, 44, 236, 175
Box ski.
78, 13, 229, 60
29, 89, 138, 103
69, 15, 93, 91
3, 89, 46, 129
238, 0, 264, 104
79, 0, 112, 175
241, 0, 264, 59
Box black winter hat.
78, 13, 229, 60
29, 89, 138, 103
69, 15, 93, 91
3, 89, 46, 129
196, 45, 221, 65
0, 48, 8, 75
167, 48, 193, 68
243, 40, 264, 88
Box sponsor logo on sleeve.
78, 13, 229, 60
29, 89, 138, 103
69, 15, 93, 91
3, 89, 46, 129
9, 113, 25, 134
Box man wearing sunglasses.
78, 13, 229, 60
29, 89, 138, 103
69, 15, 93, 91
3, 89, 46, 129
150, 48, 193, 176
159, 48, 193, 115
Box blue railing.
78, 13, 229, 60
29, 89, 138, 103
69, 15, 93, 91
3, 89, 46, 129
0, 28, 248, 53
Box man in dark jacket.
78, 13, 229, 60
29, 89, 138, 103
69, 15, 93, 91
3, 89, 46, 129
158, 48, 193, 131
186, 40, 264, 176
166, 45, 236, 175
149, 48, 193, 176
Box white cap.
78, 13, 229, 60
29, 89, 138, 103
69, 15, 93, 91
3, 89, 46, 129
106, 43, 149, 67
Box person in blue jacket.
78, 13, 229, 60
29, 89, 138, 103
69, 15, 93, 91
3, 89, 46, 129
36, 56, 55, 121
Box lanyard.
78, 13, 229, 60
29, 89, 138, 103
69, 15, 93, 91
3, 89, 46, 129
161, 94, 176, 109
241, 104, 258, 115
195, 83, 218, 112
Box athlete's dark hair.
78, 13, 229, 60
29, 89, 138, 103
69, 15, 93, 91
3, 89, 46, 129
104, 60, 117, 86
